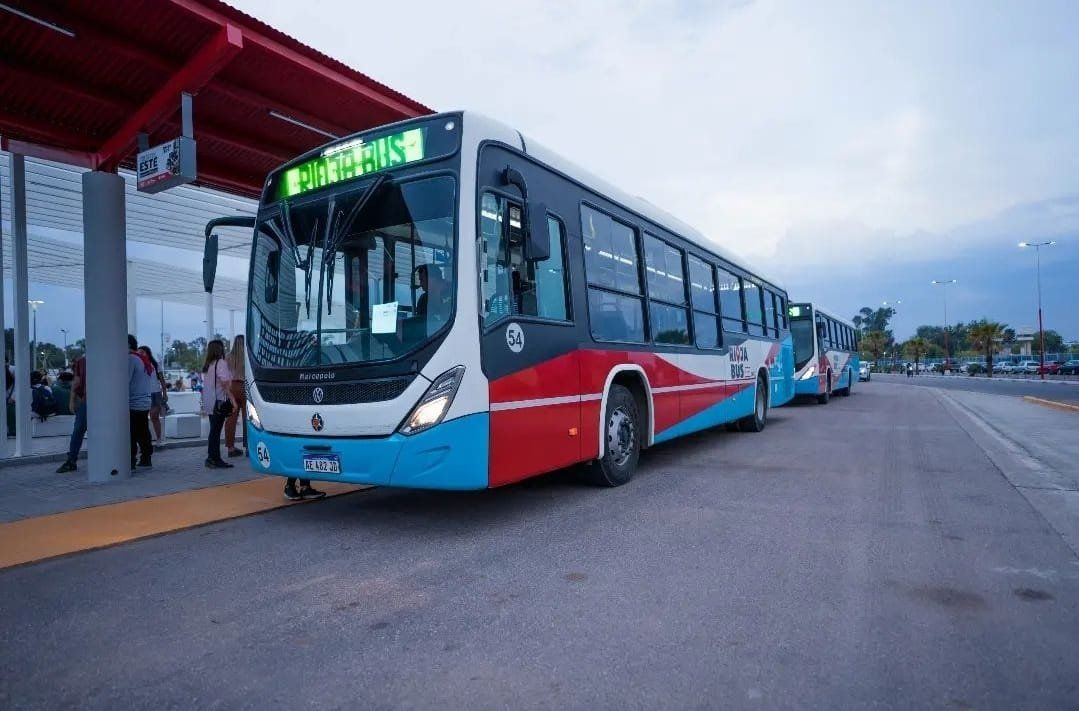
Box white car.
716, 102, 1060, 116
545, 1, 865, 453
858, 364, 871, 382
1016, 360, 1040, 374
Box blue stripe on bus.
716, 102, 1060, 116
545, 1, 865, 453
247, 413, 490, 490
652, 384, 758, 444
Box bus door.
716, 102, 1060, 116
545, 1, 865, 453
477, 146, 582, 486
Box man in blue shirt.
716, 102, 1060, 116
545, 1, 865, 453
129, 335, 157, 470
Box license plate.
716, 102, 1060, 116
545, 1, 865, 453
302, 454, 341, 474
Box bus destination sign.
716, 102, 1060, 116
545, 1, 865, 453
279, 128, 426, 199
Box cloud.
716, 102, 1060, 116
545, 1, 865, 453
228, 0, 1079, 335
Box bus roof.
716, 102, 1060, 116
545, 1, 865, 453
793, 302, 855, 329
461, 111, 785, 293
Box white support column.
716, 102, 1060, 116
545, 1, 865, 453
83, 170, 130, 481
0, 153, 7, 449
205, 291, 215, 341
229, 309, 235, 339
11, 154, 32, 457
127, 260, 137, 337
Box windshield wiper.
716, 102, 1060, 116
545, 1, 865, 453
266, 202, 318, 318
322, 174, 391, 315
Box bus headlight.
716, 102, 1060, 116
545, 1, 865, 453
400, 366, 465, 436
800, 365, 817, 380
247, 400, 263, 430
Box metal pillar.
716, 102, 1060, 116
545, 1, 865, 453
127, 260, 138, 337
229, 309, 235, 339
11, 154, 32, 457
83, 170, 130, 481
0, 152, 7, 449
205, 291, 215, 341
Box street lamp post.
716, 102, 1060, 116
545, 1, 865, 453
60, 328, 69, 367
882, 300, 901, 372
931, 280, 956, 372
28, 299, 44, 371
1019, 241, 1056, 380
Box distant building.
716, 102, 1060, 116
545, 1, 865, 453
1012, 327, 1035, 357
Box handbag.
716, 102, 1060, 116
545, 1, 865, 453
211, 361, 233, 417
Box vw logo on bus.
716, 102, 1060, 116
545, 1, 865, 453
312, 387, 325, 404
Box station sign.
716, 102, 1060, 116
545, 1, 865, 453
137, 136, 197, 194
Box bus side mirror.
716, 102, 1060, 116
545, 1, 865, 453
203, 233, 219, 293
816, 323, 826, 338
525, 201, 550, 262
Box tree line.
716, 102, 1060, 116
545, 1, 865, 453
4, 329, 233, 373
850, 307, 1075, 375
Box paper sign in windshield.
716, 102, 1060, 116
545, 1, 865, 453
372, 302, 398, 334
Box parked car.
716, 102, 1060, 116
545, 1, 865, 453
1037, 360, 1064, 375
994, 361, 1014, 374
1016, 360, 1041, 374
859, 363, 871, 382
1060, 360, 1079, 375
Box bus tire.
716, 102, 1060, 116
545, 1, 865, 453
816, 374, 831, 404
839, 369, 852, 396
581, 384, 640, 487
738, 375, 768, 432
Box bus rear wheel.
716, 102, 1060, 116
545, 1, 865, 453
581, 384, 640, 487
816, 374, 831, 404
839, 368, 852, 396
738, 375, 768, 432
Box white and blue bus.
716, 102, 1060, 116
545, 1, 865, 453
789, 303, 860, 403
234, 111, 796, 489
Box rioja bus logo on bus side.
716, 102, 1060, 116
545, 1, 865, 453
506, 323, 524, 353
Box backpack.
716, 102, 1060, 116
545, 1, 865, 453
31, 385, 58, 420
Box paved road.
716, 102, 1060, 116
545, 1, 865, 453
2, 382, 1078, 709
875, 372, 1079, 404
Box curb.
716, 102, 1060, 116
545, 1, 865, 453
1022, 396, 1079, 414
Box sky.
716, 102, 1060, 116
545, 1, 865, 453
9, 0, 1079, 346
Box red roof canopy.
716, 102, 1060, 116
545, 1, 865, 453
0, 0, 431, 197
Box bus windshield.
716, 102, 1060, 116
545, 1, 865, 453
248, 174, 456, 369
790, 314, 816, 371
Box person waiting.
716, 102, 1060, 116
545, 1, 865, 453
56, 356, 87, 474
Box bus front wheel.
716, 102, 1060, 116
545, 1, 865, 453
581, 384, 640, 487
738, 375, 768, 432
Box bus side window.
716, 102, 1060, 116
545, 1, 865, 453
717, 267, 744, 333
744, 280, 764, 336
480, 191, 570, 325
529, 216, 569, 321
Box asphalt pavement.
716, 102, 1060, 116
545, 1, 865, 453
875, 372, 1079, 404
2, 381, 1078, 709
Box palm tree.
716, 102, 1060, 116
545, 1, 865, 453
903, 337, 930, 373
860, 330, 889, 364
968, 321, 1005, 378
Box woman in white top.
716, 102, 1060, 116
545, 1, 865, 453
202, 339, 239, 468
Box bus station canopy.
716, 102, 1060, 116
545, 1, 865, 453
0, 0, 430, 468
0, 0, 431, 197
1, 152, 257, 255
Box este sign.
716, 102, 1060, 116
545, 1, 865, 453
137, 137, 197, 194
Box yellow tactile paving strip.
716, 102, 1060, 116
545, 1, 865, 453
0, 478, 367, 570
1022, 395, 1079, 413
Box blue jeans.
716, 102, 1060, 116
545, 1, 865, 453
68, 400, 87, 463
